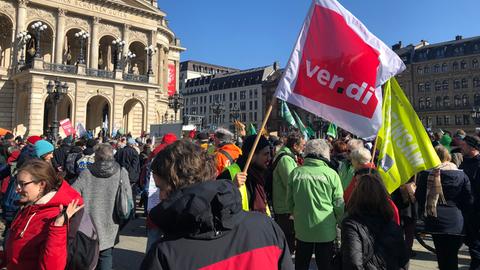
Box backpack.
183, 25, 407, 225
218, 149, 236, 168
1, 174, 19, 223
65, 152, 82, 176
113, 168, 134, 223
65, 208, 100, 270
77, 154, 95, 173
264, 152, 296, 203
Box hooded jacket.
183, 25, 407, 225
141, 180, 293, 270
115, 145, 140, 183
5, 181, 83, 270
73, 160, 129, 250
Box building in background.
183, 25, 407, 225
395, 35, 480, 133
179, 60, 238, 90
0, 0, 184, 137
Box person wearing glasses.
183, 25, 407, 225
4, 159, 83, 270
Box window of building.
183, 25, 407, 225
254, 100, 258, 110
254, 112, 257, 121
229, 92, 232, 101
240, 102, 246, 110
464, 115, 470, 125
249, 112, 253, 121
444, 116, 450, 126
234, 92, 237, 100
419, 98, 425, 109
454, 95, 461, 106
443, 96, 450, 107
436, 116, 442, 125
461, 61, 467, 70
249, 101, 252, 110
425, 82, 431, 91
474, 77, 480, 88
434, 81, 441, 91
473, 59, 479, 69
417, 66, 423, 74
242, 113, 246, 122
462, 94, 469, 106
435, 96, 442, 108
462, 79, 468, 88
475, 94, 480, 106
254, 89, 258, 98
418, 83, 425, 92
427, 117, 433, 127
209, 96, 212, 103
434, 64, 440, 73
442, 63, 448, 72
455, 115, 462, 125
223, 93, 226, 101
454, 80, 460, 89
240, 91, 246, 100
442, 80, 448, 90
424, 66, 430, 74
249, 90, 253, 99
453, 62, 459, 71
426, 97, 432, 108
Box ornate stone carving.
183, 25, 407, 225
98, 23, 121, 39
92, 17, 100, 24
17, 0, 30, 7
58, 8, 65, 17
129, 29, 148, 46
27, 7, 55, 30
65, 15, 89, 32
0, 1, 16, 22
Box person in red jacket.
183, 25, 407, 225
4, 159, 84, 270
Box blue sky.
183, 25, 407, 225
158, 0, 480, 70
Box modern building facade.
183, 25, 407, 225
179, 60, 238, 91
0, 0, 184, 137
181, 63, 276, 131
395, 36, 480, 133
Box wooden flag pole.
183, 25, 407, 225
369, 137, 379, 175
243, 98, 276, 173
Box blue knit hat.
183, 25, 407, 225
34, 140, 54, 158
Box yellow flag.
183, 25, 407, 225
377, 78, 441, 193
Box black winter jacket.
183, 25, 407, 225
341, 214, 408, 270
459, 154, 480, 211
114, 146, 140, 183
141, 180, 293, 270
52, 144, 71, 171
416, 169, 473, 235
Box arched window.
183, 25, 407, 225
435, 81, 441, 91
442, 63, 448, 72
443, 96, 450, 107
434, 64, 440, 73
461, 61, 467, 69
462, 94, 469, 106
425, 82, 431, 91
454, 95, 461, 106
454, 79, 460, 89
462, 78, 468, 88
473, 58, 479, 69
426, 97, 432, 108
435, 96, 442, 108
453, 62, 459, 71
475, 94, 480, 106
419, 98, 425, 109
442, 80, 449, 90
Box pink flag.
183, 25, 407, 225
275, 0, 405, 138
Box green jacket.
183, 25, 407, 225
287, 158, 344, 243
272, 146, 298, 214
338, 160, 355, 191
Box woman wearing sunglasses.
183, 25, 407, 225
4, 159, 83, 270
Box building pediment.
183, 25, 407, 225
106, 0, 166, 17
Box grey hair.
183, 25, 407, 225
214, 127, 234, 143
350, 148, 372, 165
347, 139, 364, 151
305, 139, 331, 161
94, 143, 114, 162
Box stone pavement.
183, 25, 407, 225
113, 216, 472, 270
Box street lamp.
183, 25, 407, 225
16, 31, 31, 66
30, 21, 47, 58
74, 30, 89, 64
471, 107, 480, 124
145, 45, 157, 75
210, 102, 225, 127
112, 38, 126, 70
168, 93, 184, 121
46, 79, 69, 142
126, 51, 136, 73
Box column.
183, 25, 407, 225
15, 0, 28, 65
89, 17, 100, 69
163, 48, 169, 93
122, 24, 129, 72
54, 9, 66, 64
157, 44, 164, 87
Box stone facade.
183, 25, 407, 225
0, 0, 185, 137
395, 36, 480, 134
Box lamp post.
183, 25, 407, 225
471, 107, 480, 124
46, 79, 69, 142
16, 31, 31, 66
145, 45, 157, 75
126, 51, 136, 73
230, 104, 240, 138
168, 93, 184, 121
112, 38, 126, 70
74, 30, 89, 64
210, 102, 225, 128
31, 21, 47, 58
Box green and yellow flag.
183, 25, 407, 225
377, 77, 440, 193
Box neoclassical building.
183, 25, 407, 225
0, 0, 184, 137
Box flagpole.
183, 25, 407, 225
243, 98, 276, 173
369, 136, 379, 174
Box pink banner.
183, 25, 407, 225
168, 62, 176, 96
60, 118, 75, 136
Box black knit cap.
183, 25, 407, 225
4, 133, 14, 140
241, 135, 271, 155
464, 135, 480, 150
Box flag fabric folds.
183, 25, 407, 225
279, 100, 298, 128
275, 0, 405, 139
247, 123, 257, 136
292, 111, 309, 140
377, 78, 441, 194
326, 123, 337, 139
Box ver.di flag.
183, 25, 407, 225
275, 0, 406, 139
377, 78, 441, 193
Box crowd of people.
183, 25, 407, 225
0, 126, 478, 270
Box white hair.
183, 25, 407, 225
347, 139, 364, 151
305, 139, 331, 161
214, 128, 234, 143
350, 148, 372, 165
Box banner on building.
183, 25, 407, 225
168, 61, 177, 96
274, 0, 405, 139
377, 78, 441, 193
60, 118, 75, 136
